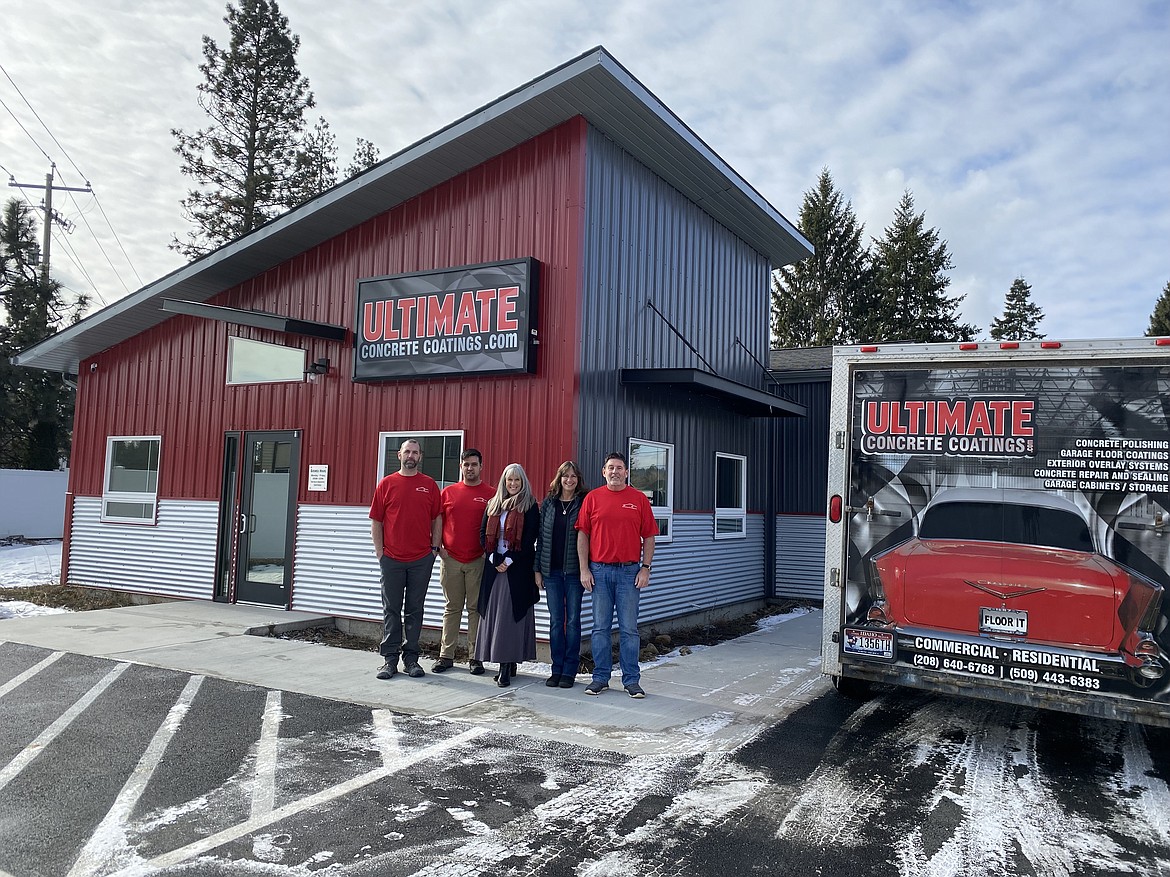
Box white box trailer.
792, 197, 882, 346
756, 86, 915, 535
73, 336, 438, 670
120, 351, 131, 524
822, 338, 1170, 726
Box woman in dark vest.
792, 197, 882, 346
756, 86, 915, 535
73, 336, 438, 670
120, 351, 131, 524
475, 463, 540, 687
534, 460, 587, 688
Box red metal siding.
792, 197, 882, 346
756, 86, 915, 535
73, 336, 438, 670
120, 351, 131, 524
72, 118, 588, 505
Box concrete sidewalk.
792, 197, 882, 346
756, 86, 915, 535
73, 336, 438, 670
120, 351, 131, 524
0, 601, 828, 755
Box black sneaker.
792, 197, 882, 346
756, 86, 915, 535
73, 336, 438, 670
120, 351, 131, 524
404, 662, 425, 678
584, 680, 609, 695
469, 660, 485, 675
559, 676, 575, 689
545, 675, 561, 687
626, 683, 646, 699
376, 662, 397, 680
432, 657, 454, 673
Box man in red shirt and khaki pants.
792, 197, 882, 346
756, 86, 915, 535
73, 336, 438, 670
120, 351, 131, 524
369, 438, 442, 679
432, 448, 495, 675
576, 452, 657, 698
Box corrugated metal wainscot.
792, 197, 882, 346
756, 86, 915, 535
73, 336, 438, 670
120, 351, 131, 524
774, 513, 825, 600
68, 497, 218, 599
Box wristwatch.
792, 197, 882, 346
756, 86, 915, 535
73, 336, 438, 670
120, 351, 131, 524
431, 545, 440, 553
640, 563, 652, 570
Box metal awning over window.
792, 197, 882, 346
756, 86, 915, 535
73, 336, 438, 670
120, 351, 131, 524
160, 299, 348, 341
619, 368, 806, 418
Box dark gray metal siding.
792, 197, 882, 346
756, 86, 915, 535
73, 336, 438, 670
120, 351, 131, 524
577, 125, 773, 511
774, 379, 831, 514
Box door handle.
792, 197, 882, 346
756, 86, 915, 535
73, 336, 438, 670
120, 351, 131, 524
239, 513, 246, 535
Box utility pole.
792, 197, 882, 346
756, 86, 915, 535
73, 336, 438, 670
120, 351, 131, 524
8, 163, 91, 282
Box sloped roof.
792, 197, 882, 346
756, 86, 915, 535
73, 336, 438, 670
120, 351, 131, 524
15, 46, 811, 374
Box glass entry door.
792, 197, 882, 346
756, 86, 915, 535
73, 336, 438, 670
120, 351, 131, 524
232, 430, 300, 607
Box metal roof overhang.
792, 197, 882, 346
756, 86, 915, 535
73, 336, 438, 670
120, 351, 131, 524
160, 299, 348, 341
620, 368, 807, 418
14, 46, 812, 374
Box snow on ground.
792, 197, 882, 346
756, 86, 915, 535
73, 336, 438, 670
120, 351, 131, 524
0, 539, 62, 588
0, 540, 64, 619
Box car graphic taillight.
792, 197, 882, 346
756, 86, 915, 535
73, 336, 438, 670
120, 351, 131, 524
866, 600, 893, 626
866, 558, 893, 626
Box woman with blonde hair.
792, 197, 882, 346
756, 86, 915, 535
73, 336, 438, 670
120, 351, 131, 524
534, 460, 587, 688
474, 463, 540, 687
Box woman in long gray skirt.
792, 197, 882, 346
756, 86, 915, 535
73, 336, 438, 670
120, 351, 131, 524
474, 463, 540, 687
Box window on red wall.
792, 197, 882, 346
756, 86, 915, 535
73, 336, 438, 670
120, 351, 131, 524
377, 431, 465, 489
102, 436, 162, 524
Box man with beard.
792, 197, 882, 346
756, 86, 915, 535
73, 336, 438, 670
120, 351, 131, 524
369, 438, 442, 679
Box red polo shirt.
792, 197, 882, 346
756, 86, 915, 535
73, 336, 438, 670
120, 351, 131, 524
440, 480, 496, 562
369, 471, 441, 562
576, 485, 658, 563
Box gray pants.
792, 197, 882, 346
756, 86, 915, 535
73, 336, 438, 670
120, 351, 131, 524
379, 553, 435, 665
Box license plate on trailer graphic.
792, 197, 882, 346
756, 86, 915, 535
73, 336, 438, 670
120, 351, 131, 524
842, 627, 895, 659
980, 607, 1028, 636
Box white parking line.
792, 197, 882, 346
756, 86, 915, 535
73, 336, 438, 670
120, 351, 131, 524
127, 725, 489, 874
66, 675, 205, 877
0, 651, 65, 700
251, 690, 282, 819
0, 662, 129, 793
373, 709, 401, 764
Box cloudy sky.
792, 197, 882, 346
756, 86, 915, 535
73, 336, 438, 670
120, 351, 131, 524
1, 0, 1167, 339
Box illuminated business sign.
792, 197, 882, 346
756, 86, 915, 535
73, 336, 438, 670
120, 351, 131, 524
353, 258, 539, 380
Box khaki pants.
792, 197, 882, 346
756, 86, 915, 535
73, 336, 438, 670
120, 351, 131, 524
439, 556, 484, 659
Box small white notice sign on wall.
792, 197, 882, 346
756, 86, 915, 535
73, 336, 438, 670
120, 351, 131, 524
307, 465, 329, 492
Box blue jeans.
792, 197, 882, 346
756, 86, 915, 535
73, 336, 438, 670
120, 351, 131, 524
544, 570, 583, 677
589, 562, 641, 687
379, 553, 435, 665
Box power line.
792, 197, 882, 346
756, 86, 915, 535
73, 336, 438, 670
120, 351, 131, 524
1, 61, 142, 297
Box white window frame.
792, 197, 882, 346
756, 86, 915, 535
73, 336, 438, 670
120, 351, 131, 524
377, 430, 465, 490
714, 452, 748, 540
226, 336, 307, 385
628, 438, 674, 543
101, 435, 162, 524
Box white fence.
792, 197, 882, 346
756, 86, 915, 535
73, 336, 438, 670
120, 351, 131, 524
0, 469, 68, 539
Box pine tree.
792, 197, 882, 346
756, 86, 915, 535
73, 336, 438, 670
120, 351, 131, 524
171, 0, 316, 258
1148, 280, 1170, 336
989, 277, 1045, 340
0, 199, 87, 469
868, 191, 976, 343
295, 116, 338, 198
344, 137, 382, 179
771, 169, 873, 347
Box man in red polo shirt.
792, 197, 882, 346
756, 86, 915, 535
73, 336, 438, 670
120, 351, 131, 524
576, 451, 657, 698
369, 438, 442, 680
432, 448, 495, 675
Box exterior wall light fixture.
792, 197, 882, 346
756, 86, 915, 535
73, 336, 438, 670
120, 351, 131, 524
305, 357, 330, 381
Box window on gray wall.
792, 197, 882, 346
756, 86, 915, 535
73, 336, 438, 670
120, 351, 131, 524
714, 453, 747, 539
629, 438, 673, 542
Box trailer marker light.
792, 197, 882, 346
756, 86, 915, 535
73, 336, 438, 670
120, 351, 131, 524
829, 495, 843, 523
1040, 341, 1062, 349
999, 342, 1019, 350
958, 343, 978, 350
1156, 338, 1170, 347
859, 345, 879, 353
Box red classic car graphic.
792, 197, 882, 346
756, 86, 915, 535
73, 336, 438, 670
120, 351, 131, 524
864, 488, 1168, 687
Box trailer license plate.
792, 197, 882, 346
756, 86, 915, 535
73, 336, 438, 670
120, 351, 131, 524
980, 607, 1027, 636
843, 628, 895, 659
